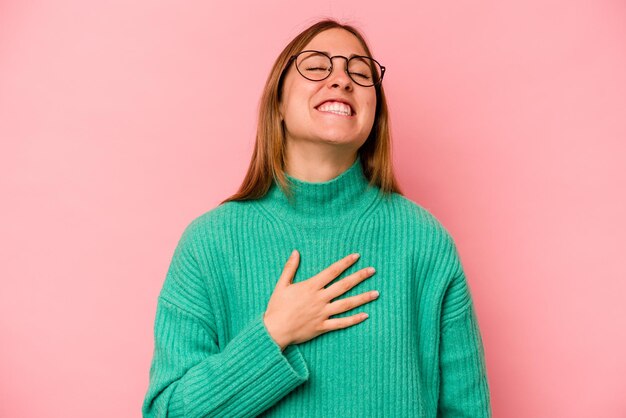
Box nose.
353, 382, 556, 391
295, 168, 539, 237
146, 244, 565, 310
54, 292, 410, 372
326, 57, 353, 90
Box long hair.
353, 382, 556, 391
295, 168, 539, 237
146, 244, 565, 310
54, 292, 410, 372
220, 18, 403, 205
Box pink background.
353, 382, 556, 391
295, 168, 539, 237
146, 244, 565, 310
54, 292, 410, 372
1, 1, 625, 417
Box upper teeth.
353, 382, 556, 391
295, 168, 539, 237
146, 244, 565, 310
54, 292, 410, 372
318, 101, 352, 116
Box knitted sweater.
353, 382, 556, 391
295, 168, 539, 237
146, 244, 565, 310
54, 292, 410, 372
142, 157, 492, 417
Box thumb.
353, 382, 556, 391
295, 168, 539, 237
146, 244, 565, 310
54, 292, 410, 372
276, 249, 299, 288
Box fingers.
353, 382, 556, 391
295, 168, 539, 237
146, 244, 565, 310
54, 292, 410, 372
312, 253, 361, 289
326, 288, 379, 317
276, 249, 300, 288
320, 312, 370, 333
323, 265, 376, 300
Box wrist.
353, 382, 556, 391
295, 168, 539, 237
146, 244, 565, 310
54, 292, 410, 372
263, 313, 290, 351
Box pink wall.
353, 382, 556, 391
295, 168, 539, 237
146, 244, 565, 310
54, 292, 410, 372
1, 1, 625, 416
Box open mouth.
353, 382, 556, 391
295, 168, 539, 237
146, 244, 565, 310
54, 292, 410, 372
315, 101, 355, 117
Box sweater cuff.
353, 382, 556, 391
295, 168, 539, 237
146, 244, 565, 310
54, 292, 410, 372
173, 312, 309, 417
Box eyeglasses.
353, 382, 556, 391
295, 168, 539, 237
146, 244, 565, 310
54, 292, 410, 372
287, 50, 386, 87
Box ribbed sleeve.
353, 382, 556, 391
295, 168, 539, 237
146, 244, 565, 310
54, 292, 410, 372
141, 222, 309, 418
438, 300, 491, 417
436, 228, 492, 417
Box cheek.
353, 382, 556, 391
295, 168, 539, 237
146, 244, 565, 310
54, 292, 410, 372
284, 86, 311, 118
282, 95, 309, 130
361, 94, 377, 120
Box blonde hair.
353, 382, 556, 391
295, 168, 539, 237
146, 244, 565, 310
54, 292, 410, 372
220, 18, 403, 205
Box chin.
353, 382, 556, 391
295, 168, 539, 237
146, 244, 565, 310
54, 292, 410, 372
315, 135, 362, 146
314, 128, 359, 141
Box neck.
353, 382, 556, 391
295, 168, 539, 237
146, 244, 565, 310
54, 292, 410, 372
258, 157, 382, 229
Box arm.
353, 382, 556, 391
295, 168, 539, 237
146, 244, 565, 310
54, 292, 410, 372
437, 273, 492, 417
141, 220, 309, 418
436, 230, 492, 417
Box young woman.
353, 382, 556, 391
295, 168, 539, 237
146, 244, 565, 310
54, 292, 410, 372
142, 18, 492, 418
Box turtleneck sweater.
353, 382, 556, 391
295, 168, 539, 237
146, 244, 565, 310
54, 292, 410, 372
142, 157, 492, 417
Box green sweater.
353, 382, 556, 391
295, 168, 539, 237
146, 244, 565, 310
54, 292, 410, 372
142, 157, 492, 417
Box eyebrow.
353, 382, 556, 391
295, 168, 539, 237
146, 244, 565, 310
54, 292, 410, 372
320, 51, 363, 58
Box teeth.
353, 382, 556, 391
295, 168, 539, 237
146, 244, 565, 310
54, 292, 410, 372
317, 101, 352, 116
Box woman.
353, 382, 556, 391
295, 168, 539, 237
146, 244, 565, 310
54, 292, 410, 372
142, 18, 492, 417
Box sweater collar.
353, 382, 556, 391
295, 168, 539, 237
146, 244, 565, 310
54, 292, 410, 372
258, 157, 382, 229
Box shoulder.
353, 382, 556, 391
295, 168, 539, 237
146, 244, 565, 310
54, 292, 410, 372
176, 200, 255, 245
380, 192, 456, 243
383, 196, 466, 306
384, 192, 462, 274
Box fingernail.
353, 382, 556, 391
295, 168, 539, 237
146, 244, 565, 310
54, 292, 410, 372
290, 249, 297, 258
352, 253, 360, 260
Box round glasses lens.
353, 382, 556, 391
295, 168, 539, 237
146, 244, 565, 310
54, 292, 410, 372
296, 52, 332, 81
347, 56, 381, 86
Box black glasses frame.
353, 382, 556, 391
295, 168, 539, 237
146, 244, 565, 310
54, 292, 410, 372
287, 49, 386, 87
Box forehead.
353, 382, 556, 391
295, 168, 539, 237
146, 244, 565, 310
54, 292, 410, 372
301, 28, 368, 57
